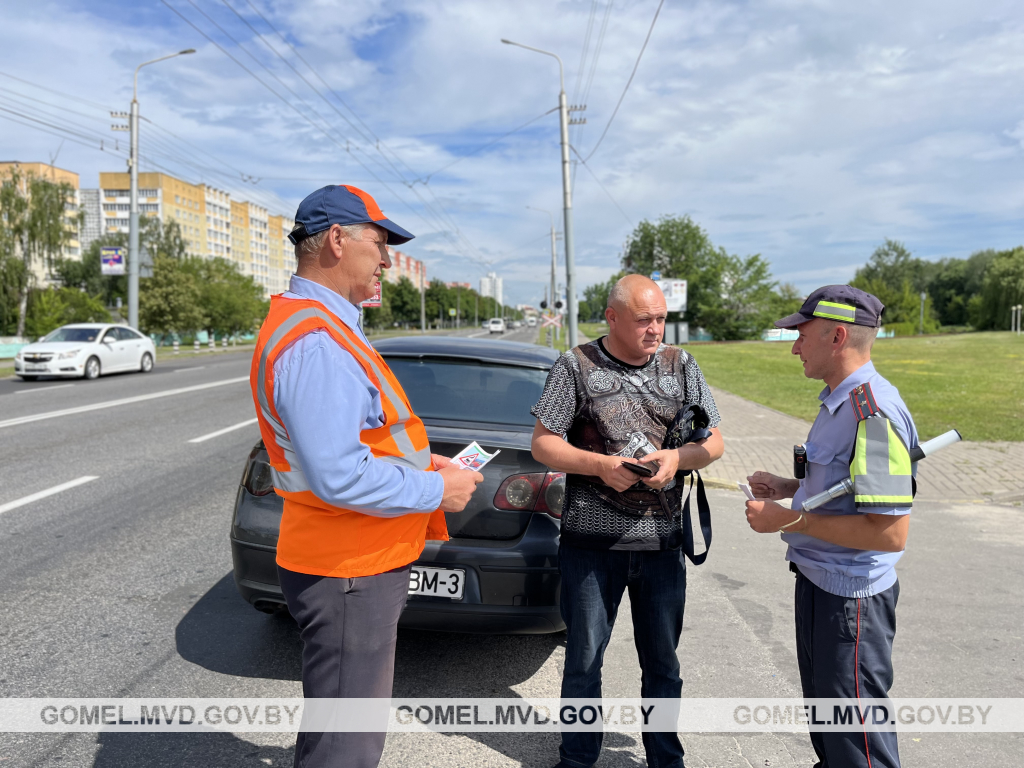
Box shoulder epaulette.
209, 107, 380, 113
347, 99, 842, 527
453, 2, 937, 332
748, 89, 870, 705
849, 382, 880, 421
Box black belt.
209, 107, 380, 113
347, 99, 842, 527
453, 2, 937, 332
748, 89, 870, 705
789, 561, 800, 575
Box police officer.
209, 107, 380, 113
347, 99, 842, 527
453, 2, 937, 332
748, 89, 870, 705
744, 286, 917, 768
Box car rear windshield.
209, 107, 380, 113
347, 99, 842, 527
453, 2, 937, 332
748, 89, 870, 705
386, 358, 548, 427
42, 327, 100, 342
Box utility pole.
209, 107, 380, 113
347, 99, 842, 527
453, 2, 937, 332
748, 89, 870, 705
456, 284, 461, 329
503, 39, 580, 348
919, 292, 926, 335
126, 49, 194, 329
474, 294, 478, 328
527, 206, 559, 346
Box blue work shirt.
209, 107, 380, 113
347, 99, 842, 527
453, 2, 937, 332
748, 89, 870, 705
271, 275, 443, 517
785, 360, 918, 598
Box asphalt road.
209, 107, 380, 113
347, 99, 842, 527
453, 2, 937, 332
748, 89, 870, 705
0, 325, 1019, 767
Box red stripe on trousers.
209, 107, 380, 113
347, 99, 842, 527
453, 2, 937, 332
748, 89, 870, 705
855, 598, 873, 768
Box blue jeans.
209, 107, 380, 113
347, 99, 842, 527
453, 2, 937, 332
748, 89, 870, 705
557, 543, 687, 768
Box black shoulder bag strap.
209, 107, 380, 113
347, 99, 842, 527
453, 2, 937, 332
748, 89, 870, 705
680, 470, 712, 565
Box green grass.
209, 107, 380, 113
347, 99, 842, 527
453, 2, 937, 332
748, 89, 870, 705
686, 332, 1024, 442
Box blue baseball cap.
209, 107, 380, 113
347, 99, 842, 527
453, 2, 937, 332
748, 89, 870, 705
775, 285, 885, 328
288, 185, 415, 246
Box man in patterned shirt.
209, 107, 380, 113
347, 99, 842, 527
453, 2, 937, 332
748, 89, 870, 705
532, 274, 724, 768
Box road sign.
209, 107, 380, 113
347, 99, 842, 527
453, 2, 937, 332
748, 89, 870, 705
100, 246, 126, 276
361, 281, 382, 308
650, 270, 661, 282
541, 314, 562, 329
654, 279, 687, 313
448, 308, 457, 316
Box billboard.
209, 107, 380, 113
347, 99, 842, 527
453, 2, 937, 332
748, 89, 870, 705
100, 246, 126, 276
361, 281, 382, 308
655, 279, 687, 313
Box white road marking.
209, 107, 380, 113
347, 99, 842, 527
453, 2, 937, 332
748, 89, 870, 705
14, 384, 76, 395
0, 376, 250, 431
173, 366, 205, 373
0, 476, 99, 516
188, 417, 259, 443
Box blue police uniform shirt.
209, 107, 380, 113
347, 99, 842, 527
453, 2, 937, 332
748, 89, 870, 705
785, 360, 918, 598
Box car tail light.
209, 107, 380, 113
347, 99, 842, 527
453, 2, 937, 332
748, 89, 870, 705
493, 472, 565, 518
242, 455, 275, 496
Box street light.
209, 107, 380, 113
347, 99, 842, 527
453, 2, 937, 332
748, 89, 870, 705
527, 206, 559, 347
127, 48, 195, 329
502, 38, 578, 348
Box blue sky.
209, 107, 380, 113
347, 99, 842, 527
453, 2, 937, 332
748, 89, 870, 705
3, 0, 1024, 308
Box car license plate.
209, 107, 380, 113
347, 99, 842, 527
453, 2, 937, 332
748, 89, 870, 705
25, 364, 48, 371
408, 567, 465, 600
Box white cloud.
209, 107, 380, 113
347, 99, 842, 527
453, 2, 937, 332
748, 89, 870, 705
2, 0, 1024, 307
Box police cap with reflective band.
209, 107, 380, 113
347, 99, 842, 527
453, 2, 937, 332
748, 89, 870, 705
774, 285, 885, 329
288, 185, 415, 246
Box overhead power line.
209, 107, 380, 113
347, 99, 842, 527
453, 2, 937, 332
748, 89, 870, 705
583, 0, 664, 163
162, 0, 497, 268
569, 144, 633, 227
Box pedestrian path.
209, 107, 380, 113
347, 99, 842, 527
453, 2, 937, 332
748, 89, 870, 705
706, 387, 1024, 504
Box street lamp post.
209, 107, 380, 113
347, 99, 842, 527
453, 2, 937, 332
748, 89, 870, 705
502, 38, 578, 348
128, 49, 195, 329
527, 206, 558, 348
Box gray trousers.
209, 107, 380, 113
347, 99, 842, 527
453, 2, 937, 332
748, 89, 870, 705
279, 564, 411, 768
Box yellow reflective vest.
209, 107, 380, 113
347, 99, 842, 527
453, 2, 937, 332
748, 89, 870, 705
848, 383, 914, 508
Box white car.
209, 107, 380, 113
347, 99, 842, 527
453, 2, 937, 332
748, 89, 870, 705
487, 318, 506, 334
13, 323, 156, 381
526, 317, 537, 328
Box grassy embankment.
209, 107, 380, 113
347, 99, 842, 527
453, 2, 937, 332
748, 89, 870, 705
688, 332, 1024, 442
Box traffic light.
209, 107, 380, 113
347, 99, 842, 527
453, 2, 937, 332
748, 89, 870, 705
540, 300, 547, 309
555, 300, 563, 310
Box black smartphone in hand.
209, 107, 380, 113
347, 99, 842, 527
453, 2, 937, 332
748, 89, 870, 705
622, 461, 656, 478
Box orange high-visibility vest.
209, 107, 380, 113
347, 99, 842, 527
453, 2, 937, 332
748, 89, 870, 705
250, 294, 448, 578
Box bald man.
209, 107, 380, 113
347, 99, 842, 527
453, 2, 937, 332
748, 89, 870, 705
532, 274, 724, 768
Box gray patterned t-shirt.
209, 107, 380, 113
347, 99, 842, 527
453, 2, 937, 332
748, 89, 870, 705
532, 339, 721, 550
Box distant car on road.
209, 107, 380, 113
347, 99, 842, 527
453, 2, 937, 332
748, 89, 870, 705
230, 336, 565, 634
526, 317, 537, 328
13, 323, 156, 381
488, 318, 506, 334
512, 320, 523, 329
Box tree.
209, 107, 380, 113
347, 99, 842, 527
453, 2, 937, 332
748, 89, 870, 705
25, 287, 110, 338
927, 250, 996, 327
187, 257, 266, 339
970, 247, 1024, 330
694, 253, 779, 340
139, 254, 204, 336
0, 167, 79, 338
619, 215, 778, 340
54, 232, 128, 308
853, 239, 935, 295
389, 276, 422, 326
770, 282, 803, 320
582, 270, 625, 320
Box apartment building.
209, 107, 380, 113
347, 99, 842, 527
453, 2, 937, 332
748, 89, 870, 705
231, 200, 270, 293
97, 172, 209, 258
0, 161, 82, 286
204, 186, 231, 260
383, 247, 426, 288
480, 272, 503, 307
268, 214, 296, 295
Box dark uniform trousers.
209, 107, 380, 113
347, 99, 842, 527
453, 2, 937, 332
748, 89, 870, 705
793, 566, 901, 768
279, 564, 411, 768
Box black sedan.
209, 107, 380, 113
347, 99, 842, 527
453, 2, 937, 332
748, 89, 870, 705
230, 336, 565, 634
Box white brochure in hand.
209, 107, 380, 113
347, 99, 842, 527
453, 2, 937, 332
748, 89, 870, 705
738, 482, 756, 500
451, 441, 501, 471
